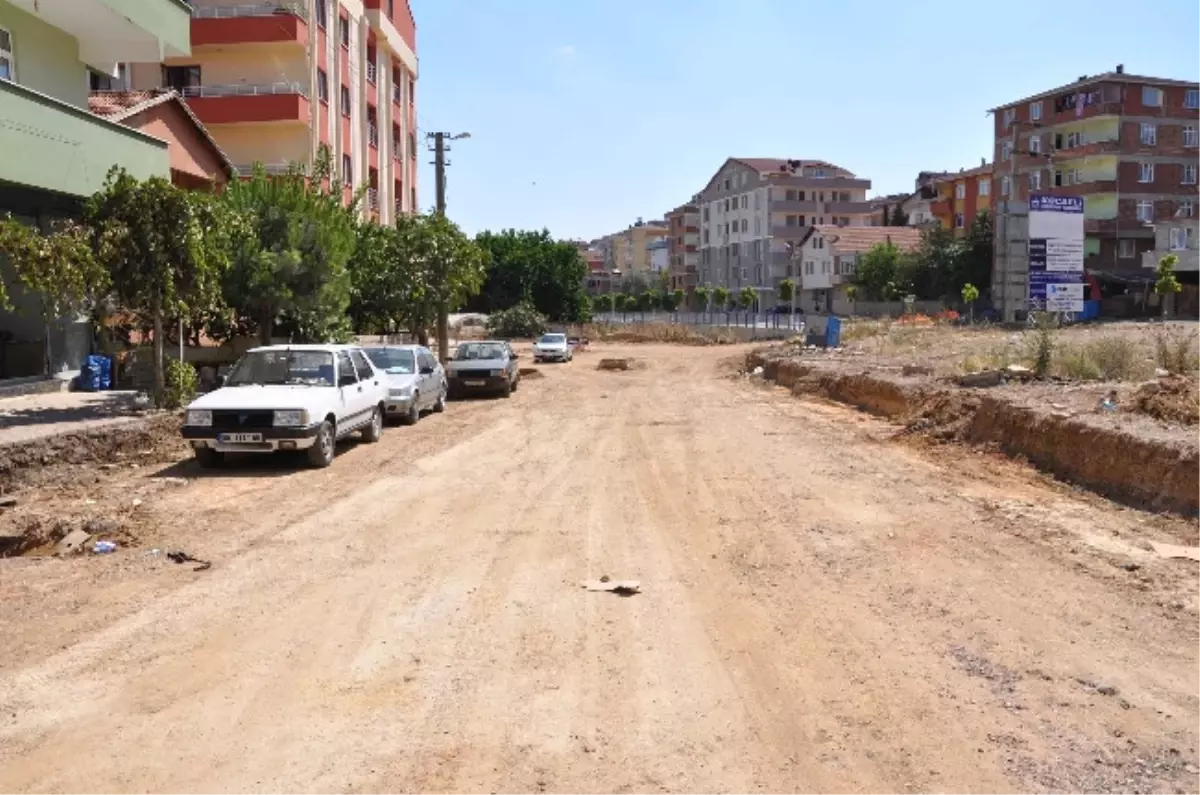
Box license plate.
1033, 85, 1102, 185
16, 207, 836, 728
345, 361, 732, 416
219, 432, 263, 443
463, 380, 486, 387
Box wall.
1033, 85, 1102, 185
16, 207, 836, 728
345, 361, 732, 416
0, 1, 87, 107
201, 121, 309, 168
125, 102, 228, 184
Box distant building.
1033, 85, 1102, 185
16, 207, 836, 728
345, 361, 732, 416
792, 226, 923, 314
665, 201, 700, 299
929, 161, 993, 234
647, 238, 669, 274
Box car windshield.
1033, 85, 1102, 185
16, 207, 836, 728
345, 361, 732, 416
539, 334, 566, 345
455, 343, 507, 361
365, 348, 416, 374
226, 350, 335, 387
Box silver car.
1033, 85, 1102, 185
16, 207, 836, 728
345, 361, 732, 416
446, 340, 520, 398
532, 332, 573, 363
363, 345, 447, 425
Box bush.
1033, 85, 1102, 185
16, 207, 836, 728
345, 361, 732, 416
163, 359, 198, 410
485, 302, 547, 339
1155, 329, 1200, 374
1085, 337, 1147, 381
1054, 347, 1102, 381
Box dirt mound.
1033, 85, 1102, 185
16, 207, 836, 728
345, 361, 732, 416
598, 358, 634, 371
1128, 376, 1199, 425
518, 368, 544, 379
903, 391, 984, 441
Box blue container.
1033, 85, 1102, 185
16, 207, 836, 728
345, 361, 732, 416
79, 354, 112, 392
825, 316, 842, 348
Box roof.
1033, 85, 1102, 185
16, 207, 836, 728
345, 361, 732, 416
88, 89, 235, 179
247, 344, 359, 352
809, 225, 923, 254
733, 158, 849, 175
989, 70, 1199, 112
933, 163, 994, 183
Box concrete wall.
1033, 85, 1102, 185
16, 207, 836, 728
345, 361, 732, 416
0, 0, 87, 107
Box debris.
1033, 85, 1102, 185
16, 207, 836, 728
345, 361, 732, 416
1148, 541, 1200, 562
92, 540, 118, 554
82, 518, 118, 536
1099, 391, 1118, 412
54, 529, 94, 556
131, 498, 144, 508
160, 477, 188, 487
167, 550, 212, 571
1155, 367, 1170, 378
597, 358, 632, 371
0, 495, 16, 509
1121, 562, 1141, 572
1097, 685, 1119, 697
751, 366, 764, 377
901, 364, 934, 377
956, 370, 1003, 388
580, 578, 640, 596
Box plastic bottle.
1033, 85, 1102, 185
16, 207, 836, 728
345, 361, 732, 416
92, 540, 118, 554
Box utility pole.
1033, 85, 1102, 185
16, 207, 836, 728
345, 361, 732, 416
427, 130, 470, 362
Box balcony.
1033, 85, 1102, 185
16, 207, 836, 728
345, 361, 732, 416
392, 83, 402, 105
771, 225, 811, 240
368, 124, 379, 149
772, 200, 819, 213
826, 201, 873, 215
0, 79, 169, 198
366, 61, 378, 85
232, 162, 301, 177
189, 2, 308, 47
367, 187, 379, 212
930, 199, 953, 216
5, 0, 190, 68
181, 82, 309, 125
766, 175, 872, 191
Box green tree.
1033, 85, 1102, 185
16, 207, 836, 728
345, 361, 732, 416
713, 286, 730, 313
671, 289, 685, 313
960, 210, 994, 293
777, 278, 796, 306
854, 241, 905, 301
1155, 253, 1182, 317
0, 217, 109, 373
220, 154, 358, 345
888, 205, 910, 226
347, 221, 415, 335
904, 225, 962, 300
961, 282, 980, 323
85, 169, 230, 405
471, 229, 589, 321
694, 284, 712, 312
418, 213, 487, 359
593, 293, 615, 314
738, 285, 757, 311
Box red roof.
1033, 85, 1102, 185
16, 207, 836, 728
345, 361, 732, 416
812, 225, 923, 254
87, 90, 234, 178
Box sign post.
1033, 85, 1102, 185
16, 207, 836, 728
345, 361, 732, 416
1028, 194, 1085, 314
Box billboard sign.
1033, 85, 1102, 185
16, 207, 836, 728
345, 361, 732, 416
1028, 194, 1085, 313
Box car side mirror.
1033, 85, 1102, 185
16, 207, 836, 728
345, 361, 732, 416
339, 374, 357, 387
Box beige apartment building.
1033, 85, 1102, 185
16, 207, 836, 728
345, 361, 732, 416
596, 219, 669, 276
130, 0, 418, 221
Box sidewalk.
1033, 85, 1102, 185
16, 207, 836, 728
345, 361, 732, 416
0, 391, 145, 447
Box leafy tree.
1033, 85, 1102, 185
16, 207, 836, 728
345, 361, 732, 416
777, 278, 796, 305
888, 205, 910, 226
639, 289, 659, 315
619, 293, 638, 316
854, 241, 905, 301
960, 210, 994, 293
347, 221, 415, 336
904, 225, 961, 300
1155, 253, 1182, 317
713, 286, 730, 312
85, 169, 230, 405
220, 153, 358, 345
694, 284, 712, 312
738, 286, 757, 311
471, 229, 589, 321
671, 289, 685, 313
411, 213, 487, 359
486, 301, 547, 338
961, 282, 980, 323
593, 293, 615, 314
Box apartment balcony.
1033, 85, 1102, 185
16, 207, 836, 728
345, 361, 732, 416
189, 2, 308, 47
1084, 218, 1155, 237
0, 79, 169, 199
368, 124, 379, 149
930, 199, 953, 216
232, 162, 302, 177
767, 175, 872, 191
826, 201, 873, 215
5, 0, 190, 69
772, 200, 819, 213
770, 225, 811, 240
367, 187, 379, 212
366, 61, 378, 85
181, 82, 310, 125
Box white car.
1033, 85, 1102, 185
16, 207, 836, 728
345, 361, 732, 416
181, 344, 389, 468
532, 332, 573, 363
362, 345, 447, 425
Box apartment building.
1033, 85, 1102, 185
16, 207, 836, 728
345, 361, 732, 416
793, 226, 922, 314
695, 158, 873, 310
664, 201, 700, 296
131, 0, 419, 221
929, 161, 993, 234
991, 65, 1199, 276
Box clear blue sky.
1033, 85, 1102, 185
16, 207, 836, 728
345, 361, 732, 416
410, 0, 1199, 241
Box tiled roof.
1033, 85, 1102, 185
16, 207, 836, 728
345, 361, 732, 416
733, 158, 849, 176
88, 90, 234, 178
813, 225, 923, 254
932, 163, 994, 183
989, 71, 1199, 112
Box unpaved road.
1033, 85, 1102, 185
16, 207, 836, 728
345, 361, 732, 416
1, 343, 1197, 793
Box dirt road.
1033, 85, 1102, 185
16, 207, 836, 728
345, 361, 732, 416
1, 343, 1197, 793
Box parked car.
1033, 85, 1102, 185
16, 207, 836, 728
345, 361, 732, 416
363, 344, 446, 425
532, 332, 573, 363
181, 344, 388, 469
446, 340, 520, 398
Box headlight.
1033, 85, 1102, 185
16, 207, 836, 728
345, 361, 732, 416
490, 369, 505, 377
186, 409, 212, 427
273, 409, 307, 427
389, 386, 412, 398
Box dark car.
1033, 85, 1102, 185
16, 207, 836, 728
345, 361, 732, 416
445, 340, 520, 398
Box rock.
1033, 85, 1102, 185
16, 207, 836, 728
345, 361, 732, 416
0, 496, 16, 509
81, 518, 118, 536
957, 370, 1004, 388
1121, 561, 1141, 572
1097, 685, 1119, 696
901, 364, 934, 377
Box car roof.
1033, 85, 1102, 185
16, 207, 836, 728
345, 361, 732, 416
245, 343, 358, 353
460, 340, 508, 345
361, 344, 422, 351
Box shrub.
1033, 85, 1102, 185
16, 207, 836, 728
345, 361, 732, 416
1085, 337, 1148, 381
163, 359, 198, 410
1054, 347, 1102, 381
485, 302, 547, 339
1154, 329, 1200, 374
1026, 312, 1056, 379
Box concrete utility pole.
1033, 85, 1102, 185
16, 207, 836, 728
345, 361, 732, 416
427, 130, 470, 362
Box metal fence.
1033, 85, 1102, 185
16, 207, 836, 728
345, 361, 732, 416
189, 2, 307, 18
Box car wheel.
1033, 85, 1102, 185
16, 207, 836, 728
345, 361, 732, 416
434, 385, 447, 413
500, 378, 512, 398
306, 420, 336, 468
361, 406, 383, 443
194, 447, 223, 469
401, 396, 420, 425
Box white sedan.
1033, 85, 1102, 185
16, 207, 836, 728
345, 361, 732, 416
532, 333, 573, 363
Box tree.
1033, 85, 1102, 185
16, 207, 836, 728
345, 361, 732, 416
960, 210, 994, 294
471, 229, 589, 321
854, 241, 905, 301
220, 154, 358, 345
347, 221, 415, 336
777, 278, 796, 306
0, 216, 109, 374
671, 289, 685, 313
85, 169, 230, 405
1155, 253, 1182, 317
593, 293, 615, 315
888, 205, 910, 226
713, 286, 730, 313
415, 213, 487, 360
738, 286, 757, 312
694, 285, 712, 312
961, 282, 980, 323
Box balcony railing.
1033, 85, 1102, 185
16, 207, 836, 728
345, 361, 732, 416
180, 81, 306, 98
190, 2, 307, 19
392, 84, 401, 104
367, 187, 379, 211
232, 162, 299, 176
368, 124, 379, 148
393, 139, 402, 157
395, 197, 404, 216
366, 61, 378, 85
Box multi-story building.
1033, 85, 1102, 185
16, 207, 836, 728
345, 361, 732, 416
131, 0, 419, 221
929, 161, 993, 234
664, 201, 700, 297
793, 225, 923, 314
695, 158, 873, 310
991, 65, 1199, 276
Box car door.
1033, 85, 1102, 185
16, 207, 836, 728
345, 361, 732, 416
504, 343, 517, 382
335, 350, 362, 432
422, 349, 443, 407
349, 349, 381, 420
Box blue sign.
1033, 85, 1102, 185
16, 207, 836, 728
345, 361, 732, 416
1029, 194, 1084, 213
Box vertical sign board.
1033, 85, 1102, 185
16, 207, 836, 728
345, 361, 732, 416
1028, 194, 1085, 313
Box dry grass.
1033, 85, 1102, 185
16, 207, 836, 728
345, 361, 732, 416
840, 319, 891, 343
582, 322, 741, 346
1154, 328, 1200, 375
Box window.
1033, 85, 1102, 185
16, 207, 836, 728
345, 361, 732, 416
1003, 108, 1015, 128
754, 192, 760, 210
723, 179, 731, 190
1135, 201, 1153, 222
339, 14, 350, 48
1001, 141, 1013, 160
786, 189, 797, 201
955, 183, 965, 199
797, 215, 806, 226
1185, 125, 1198, 147
1001, 176, 1011, 196
1030, 101, 1042, 121
387, 0, 394, 16
702, 207, 709, 221
1187, 89, 1200, 109
1029, 170, 1042, 190
1118, 239, 1136, 258
316, 68, 328, 103
731, 243, 739, 256
740, 195, 748, 209
1142, 86, 1163, 107
1181, 200, 1195, 218
350, 350, 374, 381
162, 65, 200, 91
336, 352, 357, 383
785, 214, 797, 227
1065, 131, 1082, 149
1139, 162, 1154, 183
1140, 123, 1156, 145
1169, 227, 1189, 250
1183, 164, 1198, 185
805, 261, 814, 276
340, 84, 350, 117
0, 27, 11, 80
740, 219, 748, 233
723, 199, 730, 212
703, 230, 709, 244
89, 64, 127, 91
342, 154, 353, 185
315, 0, 328, 28
978, 179, 991, 196
754, 218, 760, 234
1029, 134, 1041, 154
954, 212, 965, 229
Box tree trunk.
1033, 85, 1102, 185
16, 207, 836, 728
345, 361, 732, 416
152, 297, 166, 407
258, 309, 273, 346
436, 305, 450, 362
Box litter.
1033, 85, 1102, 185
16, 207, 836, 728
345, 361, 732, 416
92, 540, 118, 554
54, 529, 93, 556
580, 578, 640, 596
167, 550, 212, 571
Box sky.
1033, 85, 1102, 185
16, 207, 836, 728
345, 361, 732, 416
409, 0, 1200, 242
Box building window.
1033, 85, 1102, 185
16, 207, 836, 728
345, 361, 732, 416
1003, 108, 1015, 128
340, 84, 350, 117
1186, 89, 1200, 109
315, 0, 328, 27
1135, 201, 1154, 222
740, 219, 748, 232
979, 179, 990, 196
1138, 162, 1154, 183
163, 65, 201, 91
953, 212, 965, 229
1029, 134, 1041, 154
89, 65, 127, 91
754, 217, 760, 234
387, 0, 394, 16
1140, 123, 1156, 145
342, 154, 353, 185
316, 68, 328, 103
339, 14, 350, 48
723, 179, 730, 190
1001, 176, 1011, 196
0, 27, 12, 81
1181, 200, 1195, 218
955, 183, 965, 199
1065, 131, 1082, 149
1183, 164, 1198, 185
1142, 86, 1163, 107
723, 199, 729, 212
1185, 125, 1198, 147
1030, 101, 1042, 121
1001, 141, 1013, 160
740, 195, 748, 209
1169, 227, 1189, 250
1118, 239, 1136, 258
1029, 170, 1042, 190
702, 207, 709, 221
